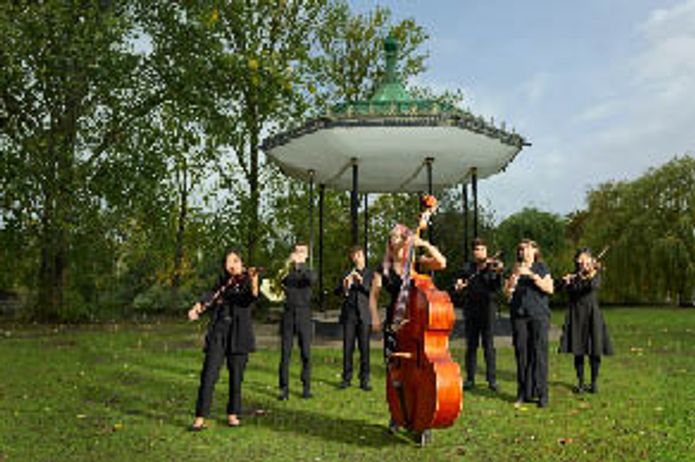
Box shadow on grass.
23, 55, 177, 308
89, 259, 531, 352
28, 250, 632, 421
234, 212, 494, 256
81, 362, 406, 448
239, 393, 404, 448
465, 385, 518, 404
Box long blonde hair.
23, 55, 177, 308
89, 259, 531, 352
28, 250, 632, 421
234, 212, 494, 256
382, 223, 412, 276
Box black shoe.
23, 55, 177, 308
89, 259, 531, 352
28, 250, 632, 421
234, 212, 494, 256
387, 419, 399, 434
573, 382, 585, 394
588, 382, 598, 394
538, 396, 548, 408
488, 382, 499, 392
463, 380, 475, 390
302, 389, 313, 399
360, 382, 372, 392
339, 380, 351, 389
514, 393, 526, 406
278, 389, 289, 401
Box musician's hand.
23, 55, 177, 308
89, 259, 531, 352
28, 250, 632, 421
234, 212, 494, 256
454, 278, 467, 291
352, 272, 363, 284
412, 235, 429, 248
188, 303, 202, 321
508, 273, 520, 288
562, 274, 574, 284
248, 267, 259, 277
417, 211, 432, 232
371, 319, 382, 333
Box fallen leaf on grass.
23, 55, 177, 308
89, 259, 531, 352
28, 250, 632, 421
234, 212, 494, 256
558, 437, 574, 445
76, 414, 87, 419
112, 422, 124, 432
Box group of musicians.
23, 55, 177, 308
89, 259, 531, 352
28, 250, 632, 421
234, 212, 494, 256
185, 232, 612, 431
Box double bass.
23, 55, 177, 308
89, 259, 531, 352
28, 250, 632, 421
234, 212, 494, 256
386, 195, 463, 446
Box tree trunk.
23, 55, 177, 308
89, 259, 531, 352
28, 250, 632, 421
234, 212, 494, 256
247, 121, 260, 267
172, 165, 188, 291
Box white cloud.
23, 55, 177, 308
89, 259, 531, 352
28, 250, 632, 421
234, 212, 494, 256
520, 72, 550, 105
484, 0, 695, 219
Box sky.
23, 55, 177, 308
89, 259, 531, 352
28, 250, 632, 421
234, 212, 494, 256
350, 0, 695, 220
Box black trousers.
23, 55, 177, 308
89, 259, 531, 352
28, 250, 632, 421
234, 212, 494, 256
279, 309, 312, 390
574, 354, 601, 384
195, 349, 248, 417
464, 309, 496, 384
342, 317, 371, 384
512, 315, 549, 401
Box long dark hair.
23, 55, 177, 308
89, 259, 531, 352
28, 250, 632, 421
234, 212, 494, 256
516, 239, 543, 263
221, 247, 244, 275
574, 247, 592, 272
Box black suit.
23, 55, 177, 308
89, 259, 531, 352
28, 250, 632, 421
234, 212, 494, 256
195, 273, 256, 417
279, 263, 316, 393
458, 261, 501, 386
335, 267, 373, 386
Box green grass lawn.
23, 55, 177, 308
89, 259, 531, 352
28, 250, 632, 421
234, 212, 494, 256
1, 308, 694, 461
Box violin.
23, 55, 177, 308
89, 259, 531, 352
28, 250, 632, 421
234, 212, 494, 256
484, 252, 505, 274
386, 194, 462, 446
202, 268, 262, 311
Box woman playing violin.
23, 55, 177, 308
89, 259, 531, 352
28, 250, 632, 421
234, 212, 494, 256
188, 248, 259, 430
558, 248, 613, 394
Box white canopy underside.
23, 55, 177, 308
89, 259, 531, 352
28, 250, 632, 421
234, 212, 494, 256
265, 126, 521, 192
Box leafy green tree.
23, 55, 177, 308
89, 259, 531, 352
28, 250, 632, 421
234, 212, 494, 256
0, 1, 174, 319
494, 207, 569, 276
581, 156, 695, 304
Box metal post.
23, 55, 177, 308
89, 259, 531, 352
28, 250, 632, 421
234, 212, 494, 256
308, 170, 315, 269
472, 167, 479, 238
318, 184, 325, 311
426, 157, 434, 244
462, 182, 469, 262
363, 193, 369, 263
351, 159, 359, 246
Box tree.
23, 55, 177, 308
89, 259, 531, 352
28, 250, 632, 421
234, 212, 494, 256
0, 1, 175, 319
581, 156, 695, 304
494, 207, 570, 275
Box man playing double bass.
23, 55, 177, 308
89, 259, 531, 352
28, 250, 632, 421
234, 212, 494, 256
454, 238, 503, 392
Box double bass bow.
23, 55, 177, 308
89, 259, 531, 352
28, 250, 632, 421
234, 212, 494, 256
386, 194, 463, 446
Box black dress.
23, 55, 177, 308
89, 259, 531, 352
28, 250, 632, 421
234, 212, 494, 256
376, 263, 404, 359
559, 274, 613, 356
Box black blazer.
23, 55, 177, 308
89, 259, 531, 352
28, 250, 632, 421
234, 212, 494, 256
200, 272, 257, 354
335, 267, 373, 324
282, 263, 316, 310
